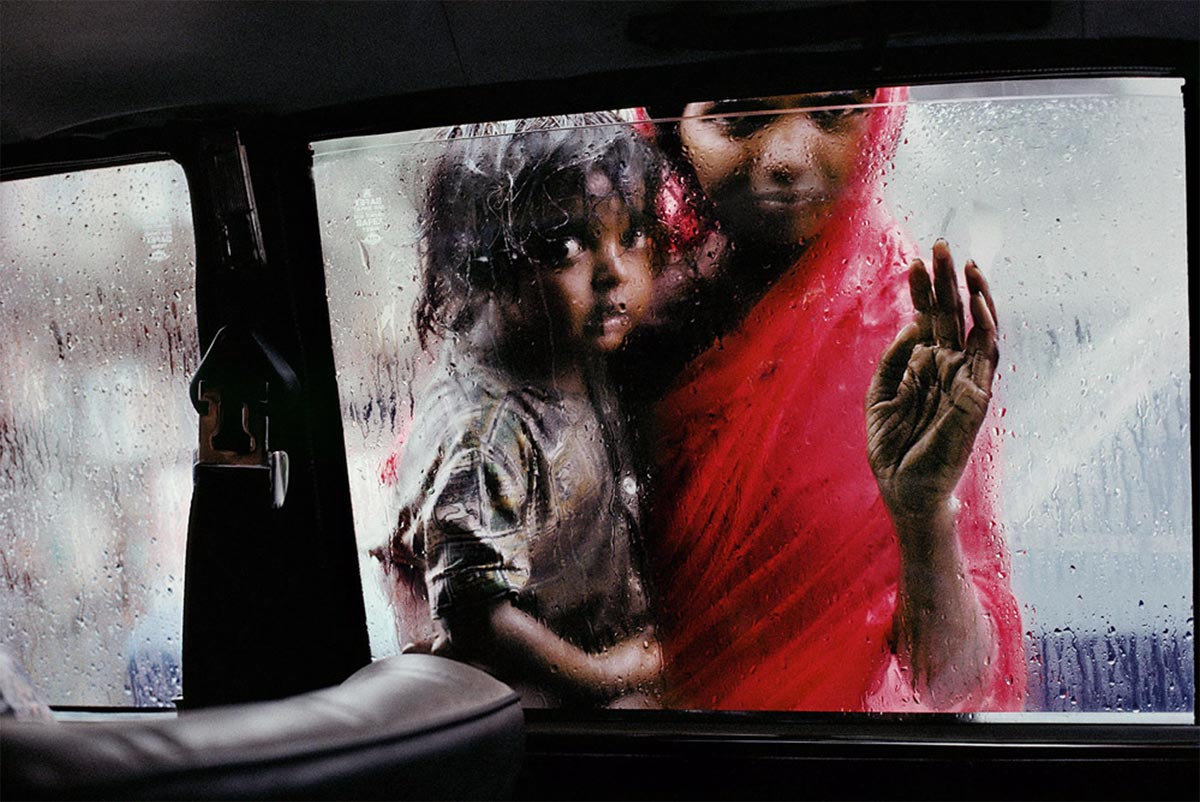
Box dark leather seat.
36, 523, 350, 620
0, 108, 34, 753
1, 654, 524, 800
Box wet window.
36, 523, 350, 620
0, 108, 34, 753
0, 162, 198, 707
312, 78, 1191, 716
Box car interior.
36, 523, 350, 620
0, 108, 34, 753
1, 1, 1198, 799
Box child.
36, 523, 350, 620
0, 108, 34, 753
381, 113, 665, 708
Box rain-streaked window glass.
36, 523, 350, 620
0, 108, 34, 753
312, 78, 1191, 716
0, 162, 198, 707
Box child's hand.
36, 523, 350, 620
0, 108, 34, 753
644, 230, 730, 328
400, 625, 455, 658
400, 639, 434, 654
603, 628, 664, 695
865, 240, 999, 527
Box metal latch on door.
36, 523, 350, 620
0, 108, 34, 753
189, 325, 299, 508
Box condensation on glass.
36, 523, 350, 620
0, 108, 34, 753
311, 78, 1192, 715
897, 80, 1191, 715
0, 162, 198, 707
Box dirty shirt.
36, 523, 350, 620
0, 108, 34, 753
393, 345, 652, 656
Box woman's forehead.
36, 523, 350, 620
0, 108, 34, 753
683, 89, 875, 115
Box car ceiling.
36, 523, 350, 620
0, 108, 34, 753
1, 0, 1196, 147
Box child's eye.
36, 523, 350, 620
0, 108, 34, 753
559, 237, 585, 261
531, 235, 585, 268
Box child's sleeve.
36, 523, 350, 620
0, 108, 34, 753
421, 407, 537, 619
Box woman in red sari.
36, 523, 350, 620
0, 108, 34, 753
631, 87, 1025, 711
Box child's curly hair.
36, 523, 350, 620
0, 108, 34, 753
414, 112, 666, 349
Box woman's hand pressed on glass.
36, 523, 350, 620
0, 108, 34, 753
866, 239, 999, 525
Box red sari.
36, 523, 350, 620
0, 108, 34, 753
649, 88, 1025, 711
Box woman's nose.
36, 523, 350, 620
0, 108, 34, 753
754, 114, 825, 186
592, 240, 630, 288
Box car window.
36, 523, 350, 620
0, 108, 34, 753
310, 78, 1191, 716
0, 161, 198, 707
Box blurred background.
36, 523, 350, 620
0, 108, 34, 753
0, 161, 197, 707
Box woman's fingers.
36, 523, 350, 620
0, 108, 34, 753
931, 240, 965, 350
964, 260, 1000, 391
964, 259, 998, 328
907, 258, 935, 340
867, 321, 924, 409
905, 243, 1001, 388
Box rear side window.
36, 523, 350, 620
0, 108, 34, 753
0, 161, 198, 707
312, 78, 1191, 717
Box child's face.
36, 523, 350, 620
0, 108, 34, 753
515, 171, 653, 355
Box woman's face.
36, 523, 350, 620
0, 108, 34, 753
678, 90, 874, 251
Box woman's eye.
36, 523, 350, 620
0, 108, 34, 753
716, 114, 773, 139
808, 107, 865, 130
621, 227, 648, 250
